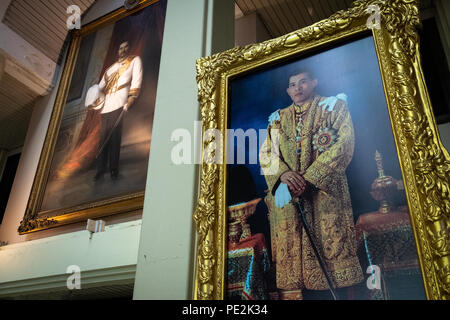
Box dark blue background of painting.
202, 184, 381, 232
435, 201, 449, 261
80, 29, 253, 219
228, 35, 406, 219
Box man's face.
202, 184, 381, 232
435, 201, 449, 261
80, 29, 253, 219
286, 73, 318, 105
118, 42, 130, 60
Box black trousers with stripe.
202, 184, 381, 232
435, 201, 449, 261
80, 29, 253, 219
97, 108, 123, 175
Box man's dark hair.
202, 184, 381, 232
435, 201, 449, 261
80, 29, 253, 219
118, 40, 132, 49
288, 68, 316, 80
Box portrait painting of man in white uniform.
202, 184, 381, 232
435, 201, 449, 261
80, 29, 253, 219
87, 40, 143, 181
38, 1, 166, 213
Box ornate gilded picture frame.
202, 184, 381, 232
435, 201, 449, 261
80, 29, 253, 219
19, 0, 167, 234
193, 0, 449, 300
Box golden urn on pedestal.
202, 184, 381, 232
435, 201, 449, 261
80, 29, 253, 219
370, 150, 398, 213
227, 198, 261, 242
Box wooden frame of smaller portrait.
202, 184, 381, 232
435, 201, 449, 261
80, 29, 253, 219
193, 0, 450, 300
18, 0, 162, 234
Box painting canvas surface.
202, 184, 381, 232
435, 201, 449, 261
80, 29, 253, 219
40, 2, 167, 213
227, 36, 426, 300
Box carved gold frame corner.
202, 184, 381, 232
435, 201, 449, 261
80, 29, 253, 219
19, 0, 160, 234
193, 0, 450, 300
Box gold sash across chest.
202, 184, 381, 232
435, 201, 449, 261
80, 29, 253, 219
103, 56, 134, 94
286, 95, 327, 172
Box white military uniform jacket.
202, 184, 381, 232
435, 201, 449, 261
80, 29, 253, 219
98, 55, 143, 114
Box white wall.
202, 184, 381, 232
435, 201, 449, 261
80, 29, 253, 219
0, 60, 63, 244
0, 220, 140, 298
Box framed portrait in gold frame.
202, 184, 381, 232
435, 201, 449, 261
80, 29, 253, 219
193, 0, 449, 300
18, 0, 167, 234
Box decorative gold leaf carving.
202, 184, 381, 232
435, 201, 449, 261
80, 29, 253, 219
18, 216, 58, 233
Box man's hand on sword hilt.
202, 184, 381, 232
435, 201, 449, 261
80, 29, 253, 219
280, 170, 307, 197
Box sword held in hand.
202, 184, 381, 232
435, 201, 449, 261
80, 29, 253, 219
294, 199, 339, 300
85, 84, 129, 160
95, 105, 127, 159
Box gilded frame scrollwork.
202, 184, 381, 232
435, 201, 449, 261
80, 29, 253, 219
193, 0, 450, 300
18, 0, 160, 234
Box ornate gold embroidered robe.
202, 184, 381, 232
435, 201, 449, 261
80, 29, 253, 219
260, 95, 364, 291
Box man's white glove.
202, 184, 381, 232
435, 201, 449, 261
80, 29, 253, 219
275, 183, 292, 208
268, 109, 281, 126
318, 93, 347, 112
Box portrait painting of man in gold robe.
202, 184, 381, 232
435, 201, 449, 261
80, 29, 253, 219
227, 36, 426, 300
259, 69, 364, 299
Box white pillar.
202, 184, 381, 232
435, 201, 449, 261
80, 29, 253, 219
133, 0, 234, 299
0, 62, 63, 243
